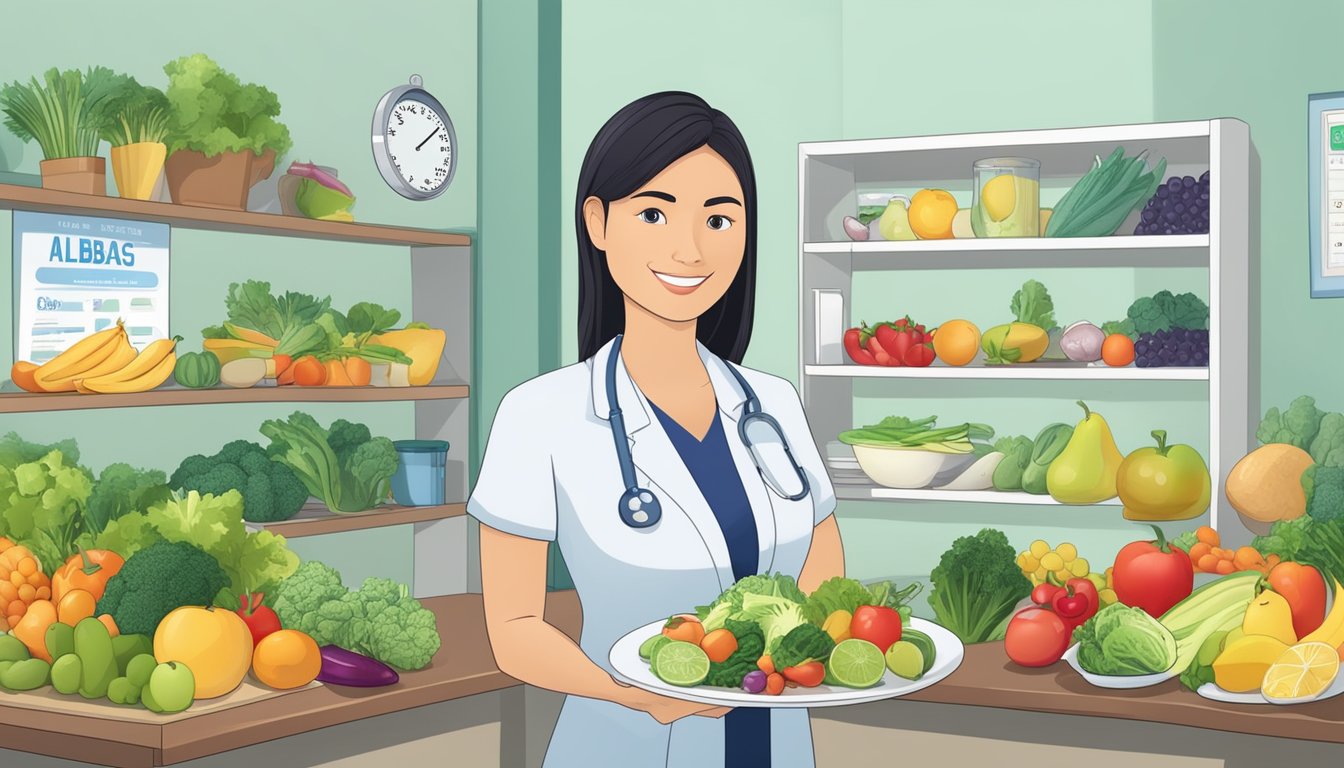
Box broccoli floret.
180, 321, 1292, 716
170, 440, 307, 523
273, 560, 349, 637
927, 528, 1033, 644
705, 618, 765, 688
1251, 517, 1315, 561
1257, 396, 1325, 450
773, 623, 835, 670
95, 541, 230, 635
340, 437, 398, 510
327, 419, 373, 465
365, 592, 442, 671
1307, 465, 1344, 522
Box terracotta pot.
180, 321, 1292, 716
164, 149, 255, 210
39, 157, 106, 196
109, 142, 167, 200
248, 147, 277, 188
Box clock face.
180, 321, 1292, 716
384, 98, 453, 195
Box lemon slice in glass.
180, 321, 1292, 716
1261, 641, 1340, 702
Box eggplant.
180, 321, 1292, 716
317, 645, 400, 687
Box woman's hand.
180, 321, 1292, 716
613, 680, 732, 724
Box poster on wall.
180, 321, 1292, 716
1308, 91, 1344, 298
11, 211, 170, 363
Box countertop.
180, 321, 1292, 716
2, 592, 1342, 767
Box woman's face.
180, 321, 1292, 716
584, 145, 747, 324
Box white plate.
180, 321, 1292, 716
1197, 672, 1344, 706
609, 617, 964, 708
1062, 644, 1178, 689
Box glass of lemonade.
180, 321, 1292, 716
971, 157, 1041, 237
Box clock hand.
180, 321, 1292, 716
415, 127, 439, 151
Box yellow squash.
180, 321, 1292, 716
1212, 634, 1291, 692
372, 328, 446, 386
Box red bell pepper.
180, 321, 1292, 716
1113, 524, 1194, 618
1267, 561, 1328, 639
1051, 577, 1098, 631
844, 327, 878, 365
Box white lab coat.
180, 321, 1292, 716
468, 336, 837, 768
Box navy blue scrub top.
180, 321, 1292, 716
650, 399, 770, 768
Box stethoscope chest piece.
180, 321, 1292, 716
619, 486, 662, 528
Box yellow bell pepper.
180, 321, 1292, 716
13, 599, 57, 662
822, 609, 852, 643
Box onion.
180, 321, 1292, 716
1060, 321, 1105, 362
843, 216, 869, 241
741, 669, 768, 693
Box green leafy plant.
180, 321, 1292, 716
100, 78, 171, 147
0, 67, 124, 159
163, 53, 293, 158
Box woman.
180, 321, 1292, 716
469, 91, 843, 768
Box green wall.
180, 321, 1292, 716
0, 0, 479, 587
1154, 0, 1342, 413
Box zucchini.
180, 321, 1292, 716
901, 628, 937, 675
1159, 570, 1259, 674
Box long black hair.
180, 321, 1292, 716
575, 91, 757, 364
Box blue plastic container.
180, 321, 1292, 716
391, 440, 449, 506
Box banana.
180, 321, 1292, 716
32, 320, 127, 386
63, 336, 138, 393
79, 336, 180, 393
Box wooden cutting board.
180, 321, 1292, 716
0, 675, 321, 724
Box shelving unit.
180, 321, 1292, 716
2, 184, 474, 597
798, 119, 1253, 543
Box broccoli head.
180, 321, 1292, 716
272, 560, 348, 636
705, 618, 765, 688
928, 528, 1033, 644
773, 623, 835, 670
1257, 396, 1325, 450
95, 540, 230, 635
170, 439, 307, 523
1306, 465, 1344, 522
326, 419, 373, 465
339, 437, 398, 511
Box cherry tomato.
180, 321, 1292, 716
849, 605, 902, 653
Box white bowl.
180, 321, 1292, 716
852, 445, 974, 489
1062, 643, 1178, 689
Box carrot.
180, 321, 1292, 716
277, 364, 297, 386
1214, 559, 1235, 575
272, 355, 293, 376
325, 358, 354, 386
1188, 542, 1212, 563
700, 629, 738, 664
1196, 525, 1219, 547
1233, 546, 1264, 571
292, 356, 326, 386
344, 356, 372, 387
756, 655, 775, 675
1197, 553, 1219, 573
765, 672, 785, 695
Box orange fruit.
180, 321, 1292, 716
252, 629, 322, 690
1101, 334, 1135, 367
907, 189, 958, 239
932, 319, 980, 366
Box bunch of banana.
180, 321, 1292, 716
75, 335, 181, 394
8, 322, 180, 395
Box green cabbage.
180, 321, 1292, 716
1073, 603, 1178, 676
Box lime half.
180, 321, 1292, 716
827, 639, 886, 688
885, 640, 925, 680
652, 641, 710, 687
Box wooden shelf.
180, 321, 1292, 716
0, 383, 470, 414
805, 234, 1209, 254
805, 364, 1209, 381
0, 183, 471, 247
248, 502, 467, 538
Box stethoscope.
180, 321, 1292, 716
606, 334, 811, 528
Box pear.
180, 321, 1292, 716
877, 195, 917, 241
1046, 401, 1125, 504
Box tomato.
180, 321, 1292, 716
661, 615, 705, 645
781, 661, 825, 688
1267, 561, 1328, 639
700, 628, 738, 663
1112, 524, 1194, 618
849, 605, 902, 653
1004, 607, 1070, 667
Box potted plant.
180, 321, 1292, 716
100, 79, 170, 200
0, 67, 120, 195
162, 54, 293, 210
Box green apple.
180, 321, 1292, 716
877, 195, 917, 241
148, 661, 195, 714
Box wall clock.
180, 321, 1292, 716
371, 74, 458, 200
